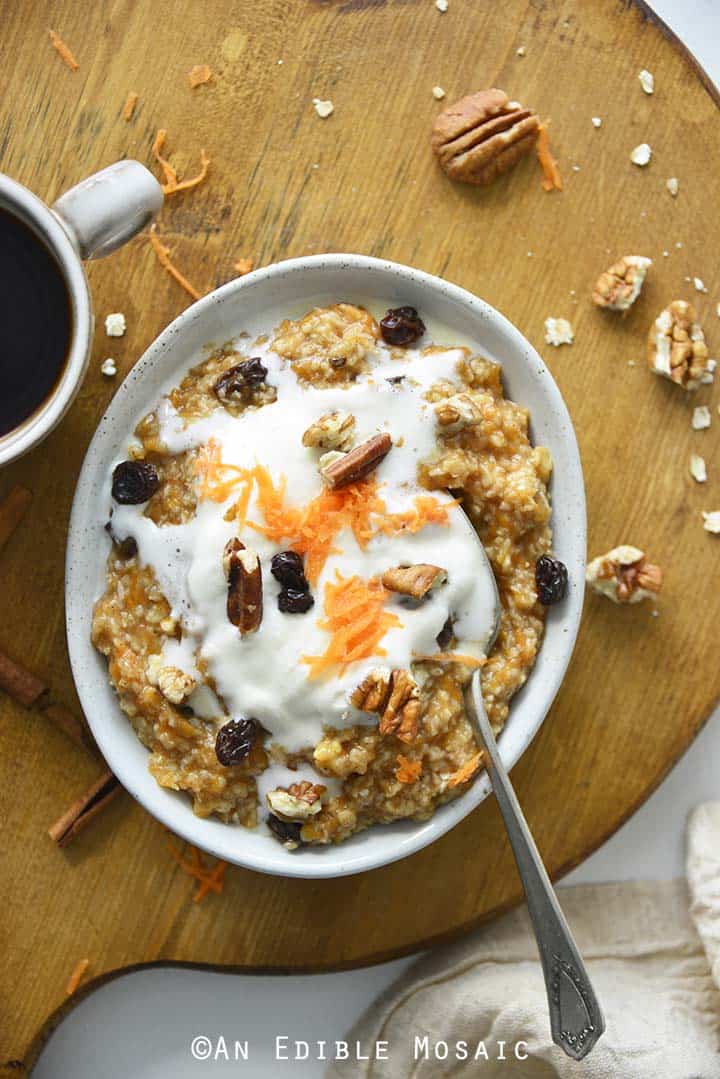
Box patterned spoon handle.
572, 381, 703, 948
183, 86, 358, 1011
471, 672, 605, 1060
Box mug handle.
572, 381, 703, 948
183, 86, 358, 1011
52, 160, 163, 260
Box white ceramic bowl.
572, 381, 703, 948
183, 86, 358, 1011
66, 254, 585, 879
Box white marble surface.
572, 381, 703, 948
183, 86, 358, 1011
33, 3, 720, 1075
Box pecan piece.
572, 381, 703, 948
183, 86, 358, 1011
266, 781, 325, 821
647, 301, 710, 390
431, 88, 540, 186
351, 668, 420, 743
592, 256, 651, 312
302, 410, 356, 451
320, 433, 392, 488
434, 393, 484, 435
223, 537, 263, 632
586, 545, 662, 604
381, 563, 447, 599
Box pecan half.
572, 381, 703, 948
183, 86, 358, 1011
431, 89, 540, 186
585, 545, 662, 604
592, 255, 651, 312
320, 432, 392, 488
647, 301, 710, 390
223, 537, 263, 632
351, 668, 420, 743
382, 563, 447, 599
434, 393, 484, 435
302, 410, 356, 451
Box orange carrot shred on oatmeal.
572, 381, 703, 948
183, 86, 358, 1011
167, 840, 228, 902
378, 495, 458, 537
189, 63, 213, 88
151, 129, 210, 196
536, 122, 563, 192
149, 225, 203, 301
448, 751, 484, 789
49, 29, 79, 71
122, 91, 139, 121
302, 573, 402, 679
234, 257, 254, 276
395, 755, 422, 784
65, 957, 90, 996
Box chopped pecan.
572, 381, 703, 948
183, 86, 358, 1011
592, 255, 651, 312
302, 410, 356, 451
647, 301, 710, 390
431, 88, 540, 186
351, 668, 420, 743
585, 545, 662, 604
434, 392, 484, 435
381, 563, 447, 598
223, 537, 263, 632
320, 432, 392, 488
266, 782, 325, 821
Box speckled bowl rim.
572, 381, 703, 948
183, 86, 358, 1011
66, 253, 586, 880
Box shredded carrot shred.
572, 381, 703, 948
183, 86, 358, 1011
49, 29, 79, 71
65, 957, 89, 996
149, 225, 203, 301
195, 444, 456, 583
122, 91, 139, 121
412, 651, 485, 668
448, 751, 484, 789
167, 841, 228, 902
396, 755, 422, 784
536, 122, 563, 192
189, 64, 213, 88
234, 257, 254, 276
152, 129, 210, 196
302, 572, 401, 678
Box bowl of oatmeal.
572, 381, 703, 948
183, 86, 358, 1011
66, 254, 585, 878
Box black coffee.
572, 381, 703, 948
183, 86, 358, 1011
0, 206, 72, 437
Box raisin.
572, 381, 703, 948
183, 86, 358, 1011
379, 306, 426, 347
215, 718, 257, 766
278, 588, 314, 614
271, 550, 307, 590
111, 460, 160, 505
436, 615, 454, 650
267, 814, 304, 846
535, 555, 568, 605
214, 358, 267, 403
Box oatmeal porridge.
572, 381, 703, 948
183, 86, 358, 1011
92, 302, 556, 849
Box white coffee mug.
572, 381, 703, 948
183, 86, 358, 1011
0, 161, 163, 466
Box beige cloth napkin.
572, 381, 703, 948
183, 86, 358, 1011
329, 804, 720, 1078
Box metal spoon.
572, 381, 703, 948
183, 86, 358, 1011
459, 511, 605, 1060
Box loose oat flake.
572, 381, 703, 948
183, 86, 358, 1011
105, 312, 126, 337
436, 0, 448, 10
666, 177, 679, 197
630, 143, 652, 166
544, 317, 574, 346
694, 277, 708, 294
690, 455, 707, 483
591, 117, 602, 128
703, 512, 720, 534
517, 46, 526, 56
692, 406, 711, 430
101, 358, 117, 378
638, 69, 654, 94
313, 98, 334, 118
432, 86, 446, 100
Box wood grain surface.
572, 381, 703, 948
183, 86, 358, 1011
2, 0, 719, 1064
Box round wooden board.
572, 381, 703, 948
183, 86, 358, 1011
2, 0, 720, 1062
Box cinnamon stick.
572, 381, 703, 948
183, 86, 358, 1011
48, 770, 121, 847
0, 484, 32, 554
0, 648, 46, 708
